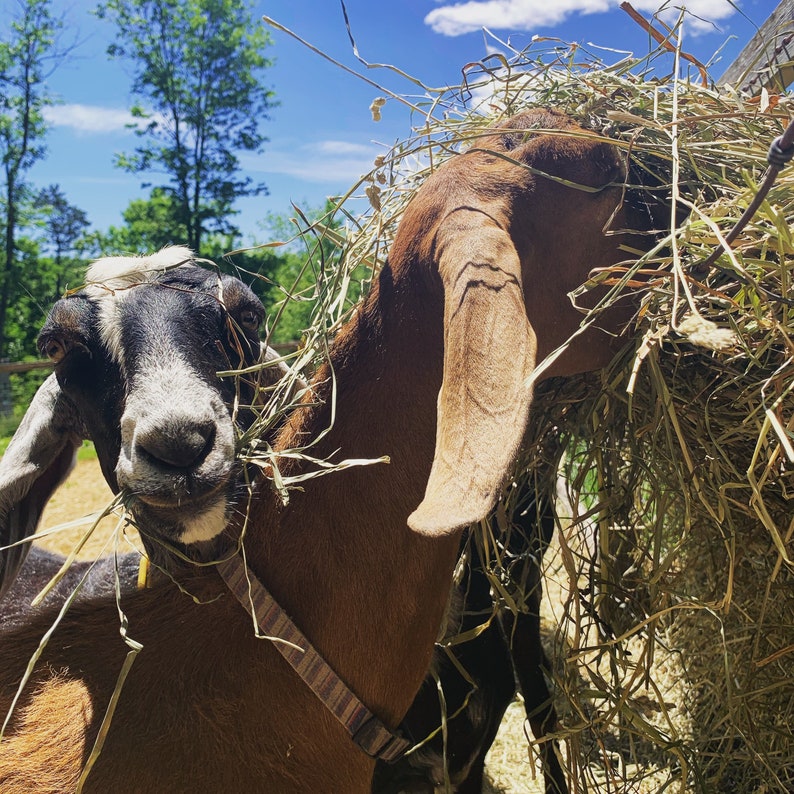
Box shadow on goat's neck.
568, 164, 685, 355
236, 257, 456, 726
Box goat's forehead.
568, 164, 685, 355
76, 249, 219, 367
81, 246, 263, 312
94, 276, 224, 367
84, 246, 198, 296
44, 249, 262, 366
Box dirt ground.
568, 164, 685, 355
37, 457, 133, 558
32, 457, 546, 794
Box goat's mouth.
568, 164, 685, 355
131, 474, 231, 510
116, 385, 240, 546
127, 483, 233, 545
119, 457, 238, 546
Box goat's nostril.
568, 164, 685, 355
136, 421, 216, 469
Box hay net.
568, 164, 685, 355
241, 26, 794, 793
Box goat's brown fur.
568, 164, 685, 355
0, 110, 652, 792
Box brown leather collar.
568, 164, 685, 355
217, 554, 411, 763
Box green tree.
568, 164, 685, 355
260, 201, 351, 346
84, 187, 188, 256
2, 237, 59, 422
35, 184, 89, 294
3, 238, 55, 360
0, 0, 63, 356
96, 0, 275, 255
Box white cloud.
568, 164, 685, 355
314, 140, 376, 157
426, 0, 606, 35
43, 103, 138, 134
245, 140, 382, 184
425, 0, 738, 36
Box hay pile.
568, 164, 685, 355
252, 19, 794, 793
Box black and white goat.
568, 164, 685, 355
0, 246, 289, 608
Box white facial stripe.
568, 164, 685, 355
96, 293, 127, 369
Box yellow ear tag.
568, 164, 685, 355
137, 556, 150, 589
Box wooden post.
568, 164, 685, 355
718, 0, 794, 94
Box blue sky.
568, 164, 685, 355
21, 0, 780, 244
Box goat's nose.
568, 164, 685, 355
135, 419, 216, 469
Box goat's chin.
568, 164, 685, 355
176, 499, 229, 544
131, 492, 230, 547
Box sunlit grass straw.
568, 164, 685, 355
1, 498, 133, 740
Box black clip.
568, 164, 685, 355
768, 135, 794, 168
352, 714, 412, 763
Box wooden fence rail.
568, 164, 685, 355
718, 0, 794, 94
0, 360, 51, 375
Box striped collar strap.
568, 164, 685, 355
216, 555, 411, 764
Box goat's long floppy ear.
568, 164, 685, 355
258, 343, 292, 387
0, 374, 82, 598
409, 214, 537, 535
258, 343, 309, 396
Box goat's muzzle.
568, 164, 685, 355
135, 416, 217, 470
115, 380, 237, 545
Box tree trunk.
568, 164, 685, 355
0, 174, 17, 358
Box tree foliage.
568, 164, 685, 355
84, 187, 189, 256
35, 184, 89, 291
3, 238, 59, 361
258, 202, 351, 346
96, 0, 276, 254
0, 0, 63, 356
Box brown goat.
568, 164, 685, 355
373, 484, 565, 794
0, 110, 652, 792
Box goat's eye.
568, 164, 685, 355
240, 310, 261, 332
43, 338, 68, 363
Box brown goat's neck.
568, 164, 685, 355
241, 266, 459, 727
